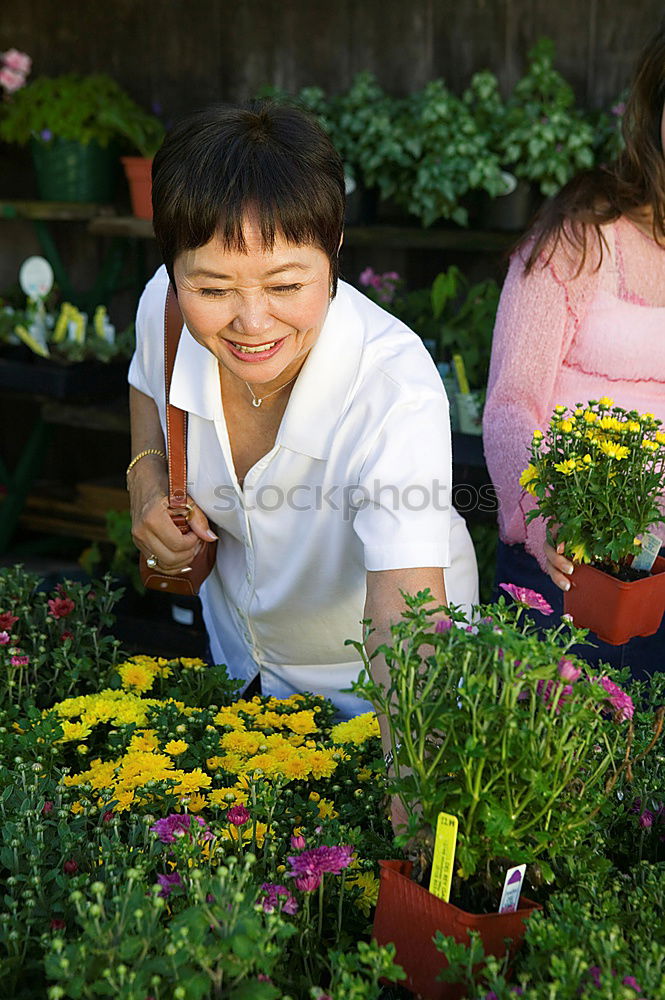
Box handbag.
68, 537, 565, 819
139, 284, 218, 596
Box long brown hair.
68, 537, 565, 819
523, 22, 665, 273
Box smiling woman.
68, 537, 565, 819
126, 101, 478, 732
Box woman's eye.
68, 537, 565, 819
200, 288, 229, 297
270, 284, 302, 293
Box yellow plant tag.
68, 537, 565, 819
452, 354, 470, 395
428, 811, 458, 902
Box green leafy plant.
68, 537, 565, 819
0, 295, 135, 362
521, 397, 665, 570
0, 73, 158, 148
351, 590, 657, 911
499, 39, 595, 196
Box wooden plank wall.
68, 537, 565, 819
1, 0, 662, 115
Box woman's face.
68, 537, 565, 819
173, 217, 332, 389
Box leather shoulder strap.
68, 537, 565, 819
164, 284, 188, 511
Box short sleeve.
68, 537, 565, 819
352, 392, 451, 570
127, 268, 167, 401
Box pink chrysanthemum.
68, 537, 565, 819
287, 844, 354, 886
150, 813, 211, 843
499, 583, 553, 615
260, 882, 299, 915
227, 805, 250, 826
598, 676, 634, 721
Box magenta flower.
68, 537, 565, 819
598, 676, 634, 721
622, 976, 642, 992
0, 612, 18, 631
290, 833, 306, 851
0, 631, 9, 646
10, 653, 29, 667
537, 679, 573, 713
638, 810, 654, 829
63, 859, 78, 875
227, 804, 250, 826
558, 658, 582, 683
499, 583, 553, 615
294, 873, 321, 893
47, 597, 75, 619
150, 813, 211, 843
156, 871, 183, 898
588, 967, 602, 988
434, 618, 453, 633
359, 267, 377, 287
0, 65, 26, 93
42, 801, 54, 815
260, 882, 299, 915
2, 48, 31, 75
288, 844, 354, 882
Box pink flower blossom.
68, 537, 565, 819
288, 844, 354, 882
0, 612, 18, 631
294, 873, 321, 892
558, 658, 581, 683
0, 65, 27, 93
638, 810, 654, 829
63, 859, 78, 875
434, 618, 453, 633
260, 882, 299, 915
537, 679, 573, 713
47, 597, 75, 619
622, 976, 642, 992
227, 804, 250, 826
0, 631, 9, 645
10, 654, 29, 667
156, 871, 183, 898
42, 801, 54, 815
150, 813, 211, 843
359, 267, 377, 287
2, 49, 31, 75
290, 833, 306, 850
599, 676, 634, 721
499, 583, 553, 615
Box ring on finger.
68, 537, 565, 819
146, 554, 159, 569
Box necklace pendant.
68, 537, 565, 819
252, 397, 263, 408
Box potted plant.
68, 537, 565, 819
521, 397, 665, 644
98, 100, 165, 219
0, 73, 158, 203
350, 589, 639, 999
499, 39, 595, 200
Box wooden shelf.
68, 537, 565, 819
88, 214, 154, 238
0, 199, 117, 222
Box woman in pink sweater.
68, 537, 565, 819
483, 24, 665, 677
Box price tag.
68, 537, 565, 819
428, 811, 458, 902
19, 256, 54, 300
498, 864, 526, 914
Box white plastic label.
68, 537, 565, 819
19, 256, 54, 299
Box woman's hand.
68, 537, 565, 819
128, 459, 217, 574
544, 540, 574, 591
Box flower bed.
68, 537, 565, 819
0, 567, 663, 999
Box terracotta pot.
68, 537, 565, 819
564, 555, 665, 645
372, 860, 540, 1000
121, 156, 153, 219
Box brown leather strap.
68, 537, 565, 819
163, 285, 189, 532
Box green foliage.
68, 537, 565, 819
0, 296, 135, 363
435, 864, 665, 999
0, 73, 160, 149
0, 566, 124, 708
351, 592, 647, 905
500, 39, 595, 196
523, 399, 665, 568
80, 509, 144, 594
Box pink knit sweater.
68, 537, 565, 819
483, 215, 665, 570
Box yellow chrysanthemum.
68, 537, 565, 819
349, 871, 380, 915
519, 463, 539, 496
554, 459, 577, 476
532, 429, 544, 441
598, 396, 614, 407
554, 404, 566, 414
559, 419, 573, 433
164, 739, 189, 756
186, 793, 207, 813
179, 657, 206, 671
583, 411, 597, 424
331, 713, 381, 746
655, 431, 665, 445
283, 710, 318, 736
599, 440, 629, 460
628, 421, 641, 433
117, 660, 156, 694
641, 439, 659, 452
316, 797, 339, 820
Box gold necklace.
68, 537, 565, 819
244, 372, 298, 408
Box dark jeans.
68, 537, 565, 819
494, 540, 665, 681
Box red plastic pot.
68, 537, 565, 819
372, 860, 541, 1000
121, 156, 153, 219
564, 555, 665, 645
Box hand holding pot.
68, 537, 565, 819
544, 540, 574, 592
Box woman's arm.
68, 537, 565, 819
127, 386, 216, 572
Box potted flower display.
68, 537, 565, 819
97, 100, 165, 219
521, 397, 665, 644
0, 72, 161, 204
350, 588, 641, 999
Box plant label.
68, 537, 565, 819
428, 811, 458, 903
632, 532, 662, 572
499, 864, 526, 914
19, 255, 54, 300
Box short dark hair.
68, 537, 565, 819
152, 101, 345, 293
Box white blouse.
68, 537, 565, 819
129, 267, 478, 717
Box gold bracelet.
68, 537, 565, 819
126, 448, 167, 477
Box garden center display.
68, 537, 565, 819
0, 566, 663, 1000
